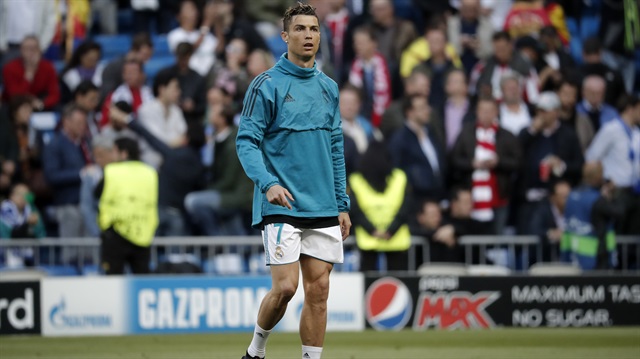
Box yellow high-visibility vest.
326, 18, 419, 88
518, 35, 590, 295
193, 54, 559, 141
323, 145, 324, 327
349, 169, 411, 252
99, 161, 158, 247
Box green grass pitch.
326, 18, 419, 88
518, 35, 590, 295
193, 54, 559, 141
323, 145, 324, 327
1, 328, 639, 359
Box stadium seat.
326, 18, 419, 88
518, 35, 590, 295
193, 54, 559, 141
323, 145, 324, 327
144, 56, 175, 83
94, 35, 131, 61
528, 262, 582, 276
467, 264, 512, 276
38, 265, 80, 276
153, 35, 172, 57
417, 262, 468, 276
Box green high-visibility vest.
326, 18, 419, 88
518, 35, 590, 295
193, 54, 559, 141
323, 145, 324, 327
349, 169, 411, 252
99, 161, 158, 247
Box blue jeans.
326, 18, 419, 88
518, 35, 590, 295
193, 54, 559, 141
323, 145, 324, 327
184, 190, 247, 236
157, 206, 187, 237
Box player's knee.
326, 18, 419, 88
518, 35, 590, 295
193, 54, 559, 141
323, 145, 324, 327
306, 277, 330, 302
274, 283, 297, 302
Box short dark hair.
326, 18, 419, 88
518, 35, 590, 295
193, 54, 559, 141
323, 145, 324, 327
450, 186, 471, 202
582, 36, 602, 55
402, 94, 426, 116
283, 2, 319, 32
340, 83, 362, 101
492, 31, 512, 42
8, 96, 33, 120
354, 24, 377, 41
131, 32, 153, 51
616, 93, 639, 114
152, 70, 177, 97
114, 137, 140, 161
176, 42, 194, 58
74, 80, 99, 98
62, 103, 88, 120
124, 59, 144, 72
477, 95, 498, 107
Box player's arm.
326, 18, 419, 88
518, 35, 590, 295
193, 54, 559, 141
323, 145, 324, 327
236, 75, 280, 193
330, 97, 350, 213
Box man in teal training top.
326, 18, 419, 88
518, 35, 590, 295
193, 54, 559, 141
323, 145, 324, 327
236, 3, 351, 359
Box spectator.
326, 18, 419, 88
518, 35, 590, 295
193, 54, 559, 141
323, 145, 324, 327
533, 180, 571, 262
90, 0, 118, 35
516, 92, 584, 235
447, 0, 494, 74
417, 26, 460, 107
0, 97, 32, 189
349, 140, 411, 272
110, 105, 206, 237
586, 94, 640, 235
537, 25, 575, 91
100, 60, 153, 128
469, 31, 539, 104
557, 80, 593, 152
202, 0, 268, 59
479, 0, 513, 31
0, 0, 57, 62
325, 0, 351, 83
206, 38, 250, 107
576, 75, 619, 134
2, 36, 60, 111
168, 0, 218, 76
97, 137, 158, 275
579, 37, 626, 106
131, 0, 177, 34
380, 68, 431, 139
451, 96, 522, 234
160, 42, 207, 123
246, 49, 275, 81
137, 70, 187, 169
498, 73, 533, 136
561, 162, 623, 270
100, 33, 154, 100
79, 134, 116, 237
599, 0, 639, 94
244, 0, 291, 39
340, 84, 374, 154
437, 68, 474, 151
400, 18, 462, 79
348, 25, 391, 127
503, 0, 552, 41
43, 104, 92, 238
389, 95, 446, 202
0, 183, 45, 267
73, 81, 101, 138
60, 41, 104, 104
202, 87, 234, 168
184, 105, 253, 236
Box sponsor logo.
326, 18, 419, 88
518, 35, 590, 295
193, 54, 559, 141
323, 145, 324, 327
275, 246, 284, 259
0, 288, 34, 331
137, 287, 268, 330
365, 277, 412, 331
284, 93, 295, 102
49, 298, 112, 328
303, 353, 311, 358
413, 291, 500, 329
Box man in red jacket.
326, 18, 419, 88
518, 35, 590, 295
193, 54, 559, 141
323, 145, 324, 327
2, 36, 60, 111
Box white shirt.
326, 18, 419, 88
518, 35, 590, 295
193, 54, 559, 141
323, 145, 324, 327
499, 102, 531, 135
342, 118, 369, 154
167, 28, 217, 76
137, 99, 187, 169
586, 119, 640, 187
2, 0, 56, 50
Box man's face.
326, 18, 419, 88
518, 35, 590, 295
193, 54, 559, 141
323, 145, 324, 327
123, 63, 144, 87
21, 38, 41, 66
445, 71, 467, 97
538, 108, 558, 127
370, 0, 393, 25
418, 202, 442, 230
583, 82, 605, 107
10, 184, 29, 210
558, 84, 577, 109
77, 90, 100, 111
493, 39, 512, 63
93, 147, 116, 168
134, 45, 153, 63
406, 74, 430, 97
282, 15, 321, 62
64, 110, 88, 138
551, 182, 571, 213
339, 90, 361, 121
409, 96, 430, 124
426, 30, 446, 57
161, 79, 181, 104
179, 1, 198, 27
459, 0, 480, 21
476, 100, 497, 127
501, 79, 521, 104
353, 31, 376, 60
451, 191, 473, 218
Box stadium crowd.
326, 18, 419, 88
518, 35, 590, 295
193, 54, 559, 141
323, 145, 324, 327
0, 0, 639, 271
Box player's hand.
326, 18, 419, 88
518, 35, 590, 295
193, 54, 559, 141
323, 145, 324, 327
338, 212, 351, 241
266, 184, 294, 209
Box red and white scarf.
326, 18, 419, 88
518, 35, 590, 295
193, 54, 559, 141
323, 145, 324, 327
348, 52, 391, 127
471, 124, 506, 221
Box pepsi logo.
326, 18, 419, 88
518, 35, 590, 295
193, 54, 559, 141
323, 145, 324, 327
365, 277, 412, 331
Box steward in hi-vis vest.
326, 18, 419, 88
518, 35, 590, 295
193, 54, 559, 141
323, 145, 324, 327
349, 168, 411, 252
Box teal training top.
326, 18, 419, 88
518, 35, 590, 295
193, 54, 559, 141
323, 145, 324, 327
236, 53, 350, 228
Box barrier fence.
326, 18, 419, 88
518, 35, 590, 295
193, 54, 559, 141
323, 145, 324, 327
1, 235, 638, 274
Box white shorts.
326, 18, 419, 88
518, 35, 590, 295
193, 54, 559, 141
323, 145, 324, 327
262, 223, 344, 265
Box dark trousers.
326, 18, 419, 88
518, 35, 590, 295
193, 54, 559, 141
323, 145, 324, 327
360, 250, 409, 272
100, 228, 150, 275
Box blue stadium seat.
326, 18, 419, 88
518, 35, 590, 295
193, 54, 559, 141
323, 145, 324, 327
267, 35, 287, 59
38, 265, 80, 276
94, 35, 131, 61
144, 56, 175, 83
117, 9, 134, 34
153, 35, 172, 57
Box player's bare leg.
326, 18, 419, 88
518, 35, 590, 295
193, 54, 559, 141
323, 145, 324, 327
246, 262, 300, 358
299, 255, 332, 358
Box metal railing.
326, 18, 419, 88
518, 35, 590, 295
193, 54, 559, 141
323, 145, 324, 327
0, 235, 638, 274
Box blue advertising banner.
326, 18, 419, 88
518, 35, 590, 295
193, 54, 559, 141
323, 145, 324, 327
129, 276, 271, 334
